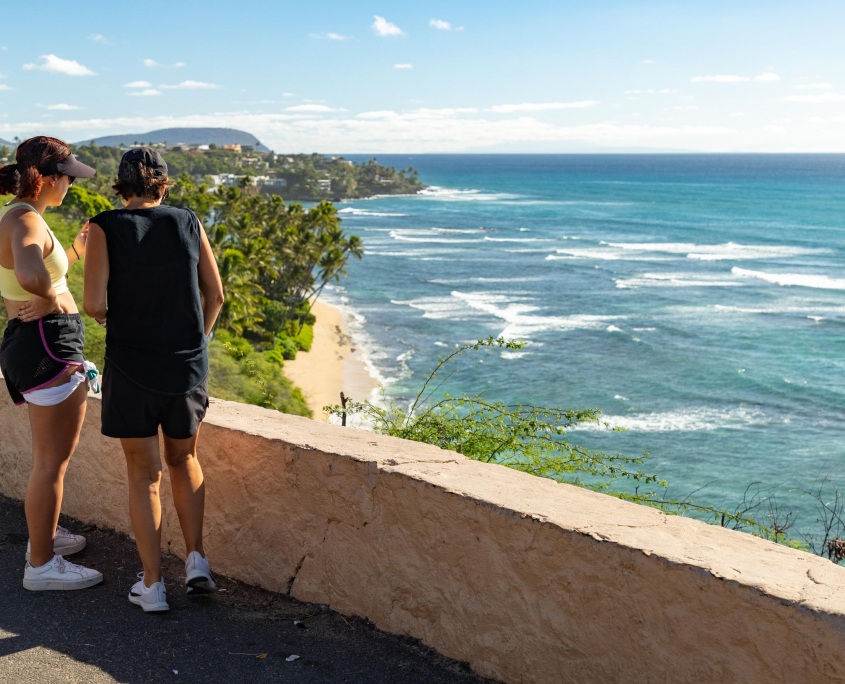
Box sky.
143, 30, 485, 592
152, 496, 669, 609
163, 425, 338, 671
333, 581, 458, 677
1, 1, 845, 154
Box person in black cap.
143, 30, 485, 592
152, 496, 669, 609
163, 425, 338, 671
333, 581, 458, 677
0, 135, 104, 591
84, 147, 224, 613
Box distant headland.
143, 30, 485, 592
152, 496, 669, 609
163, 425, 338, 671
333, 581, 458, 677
0, 128, 424, 202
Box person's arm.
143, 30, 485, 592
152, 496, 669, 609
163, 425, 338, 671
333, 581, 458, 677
65, 221, 90, 268
197, 221, 224, 336
82, 222, 109, 326
12, 212, 64, 321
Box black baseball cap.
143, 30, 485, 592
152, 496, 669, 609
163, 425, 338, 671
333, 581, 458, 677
121, 147, 168, 177
39, 153, 96, 178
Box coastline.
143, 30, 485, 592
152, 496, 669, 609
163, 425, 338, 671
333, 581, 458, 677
282, 300, 379, 423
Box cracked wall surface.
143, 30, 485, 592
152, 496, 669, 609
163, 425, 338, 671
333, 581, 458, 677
2, 389, 845, 683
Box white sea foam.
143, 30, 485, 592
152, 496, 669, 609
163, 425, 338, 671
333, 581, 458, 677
713, 303, 845, 316
552, 241, 832, 263
606, 325, 623, 333
337, 207, 407, 217
365, 250, 449, 258
483, 236, 552, 243
389, 229, 483, 244
614, 273, 745, 289
430, 227, 487, 234
571, 405, 774, 432
428, 276, 544, 285
391, 295, 488, 320
417, 186, 521, 202
731, 267, 845, 290
608, 241, 830, 261
450, 290, 616, 338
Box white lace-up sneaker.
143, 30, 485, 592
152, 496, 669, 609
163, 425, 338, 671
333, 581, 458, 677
23, 554, 103, 591
184, 551, 217, 594
128, 572, 169, 612
25, 525, 86, 562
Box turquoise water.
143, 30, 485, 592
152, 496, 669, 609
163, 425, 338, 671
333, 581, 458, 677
330, 154, 845, 539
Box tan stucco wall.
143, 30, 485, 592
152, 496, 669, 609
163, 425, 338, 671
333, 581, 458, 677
2, 388, 845, 683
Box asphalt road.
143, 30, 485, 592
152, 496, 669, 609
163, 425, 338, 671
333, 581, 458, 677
0, 494, 493, 683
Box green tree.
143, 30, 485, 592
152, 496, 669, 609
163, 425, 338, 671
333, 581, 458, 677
60, 186, 114, 224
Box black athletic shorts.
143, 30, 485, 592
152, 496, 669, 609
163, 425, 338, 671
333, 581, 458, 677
0, 314, 85, 406
100, 363, 209, 439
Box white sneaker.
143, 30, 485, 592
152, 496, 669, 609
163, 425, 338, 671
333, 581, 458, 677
25, 525, 86, 562
23, 555, 103, 591
185, 551, 217, 594
128, 572, 169, 612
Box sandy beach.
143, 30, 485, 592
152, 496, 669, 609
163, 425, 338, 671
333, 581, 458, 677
282, 300, 379, 423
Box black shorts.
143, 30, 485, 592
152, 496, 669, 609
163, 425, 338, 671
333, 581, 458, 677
0, 314, 85, 406
101, 363, 209, 440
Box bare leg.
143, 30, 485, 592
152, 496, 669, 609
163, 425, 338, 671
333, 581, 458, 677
26, 380, 87, 567
163, 426, 206, 557
121, 436, 163, 586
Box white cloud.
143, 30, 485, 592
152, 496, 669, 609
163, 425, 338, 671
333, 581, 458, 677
284, 104, 340, 113
394, 63, 413, 70
795, 82, 833, 91
310, 32, 351, 40
357, 107, 478, 119
2, 111, 737, 154
124, 80, 153, 88
691, 71, 780, 83
373, 16, 404, 37
23, 54, 96, 76
625, 88, 678, 95
46, 104, 82, 111
143, 59, 186, 68
488, 101, 600, 113
89, 34, 108, 44
160, 80, 220, 90
784, 92, 845, 103
673, 105, 700, 111
430, 19, 451, 30
127, 89, 162, 97
0, 84, 11, 91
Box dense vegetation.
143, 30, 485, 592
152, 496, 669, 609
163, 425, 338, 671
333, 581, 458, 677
52, 144, 423, 201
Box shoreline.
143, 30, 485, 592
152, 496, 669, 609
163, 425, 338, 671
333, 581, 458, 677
282, 300, 379, 423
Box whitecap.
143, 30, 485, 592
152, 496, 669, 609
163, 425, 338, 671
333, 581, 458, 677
389, 229, 483, 244
614, 273, 745, 289
416, 186, 522, 202
337, 207, 407, 217
731, 267, 845, 290
571, 405, 775, 432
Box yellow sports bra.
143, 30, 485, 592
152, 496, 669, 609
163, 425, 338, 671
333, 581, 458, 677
0, 202, 70, 301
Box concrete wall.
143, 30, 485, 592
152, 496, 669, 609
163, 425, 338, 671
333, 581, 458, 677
2, 390, 845, 683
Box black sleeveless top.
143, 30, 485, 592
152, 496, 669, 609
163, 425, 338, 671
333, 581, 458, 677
91, 204, 208, 395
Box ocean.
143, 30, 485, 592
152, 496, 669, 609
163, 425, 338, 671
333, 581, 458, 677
327, 154, 845, 543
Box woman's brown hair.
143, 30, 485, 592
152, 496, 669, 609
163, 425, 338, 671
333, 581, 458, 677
112, 160, 170, 201
0, 136, 71, 199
